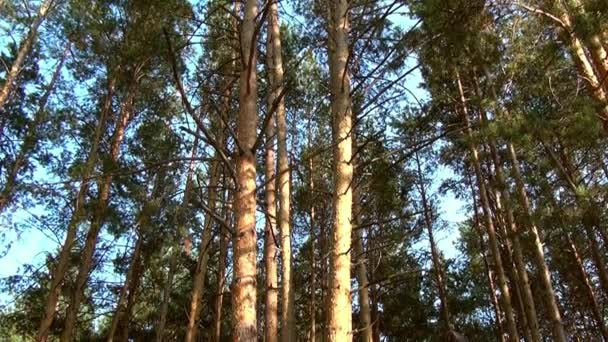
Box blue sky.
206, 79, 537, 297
0, 0, 467, 308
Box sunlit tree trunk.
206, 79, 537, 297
566, 0, 608, 93
554, 3, 608, 129
232, 0, 259, 339
61, 83, 138, 342
455, 71, 519, 342
0, 0, 53, 112
37, 76, 116, 342
505, 142, 566, 341
264, 26, 279, 340
265, 1, 295, 339
476, 102, 540, 342
326, 0, 354, 340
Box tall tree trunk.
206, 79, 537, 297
232, 0, 259, 339
468, 170, 506, 342
565, 0, 608, 93
308, 112, 317, 342
455, 71, 519, 342
414, 151, 450, 333
156, 127, 200, 342
107, 141, 166, 342
477, 105, 540, 342
505, 143, 567, 341
584, 225, 608, 298
310, 192, 316, 342
61, 84, 137, 342
265, 1, 295, 340
212, 185, 231, 342
327, 0, 354, 340
490, 188, 532, 342
36, 76, 116, 342
353, 197, 372, 342
0, 43, 69, 211
352, 127, 371, 342
156, 245, 178, 342
566, 234, 608, 339
554, 3, 608, 129
184, 156, 221, 342
0, 0, 52, 112
107, 232, 144, 342
543, 142, 608, 298
320, 199, 328, 342
264, 29, 279, 340
471, 184, 505, 342
116, 250, 143, 342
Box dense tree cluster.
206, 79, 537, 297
1, 0, 608, 341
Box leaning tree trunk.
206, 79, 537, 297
477, 106, 541, 342
0, 0, 52, 113
327, 0, 354, 340
455, 71, 519, 342
60, 84, 137, 342
0, 43, 69, 212
468, 172, 506, 342
36, 76, 116, 342
499, 116, 567, 340
107, 232, 143, 342
414, 151, 451, 333
184, 154, 221, 342
566, 234, 608, 340
554, 3, 608, 130
108, 165, 166, 342
232, 0, 259, 340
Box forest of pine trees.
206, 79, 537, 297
1, 0, 608, 341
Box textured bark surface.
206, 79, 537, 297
232, 0, 259, 340
499, 100, 566, 341
265, 1, 295, 340
264, 25, 279, 340
555, 5, 608, 129
61, 86, 137, 342
37, 76, 116, 342
327, 0, 354, 340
